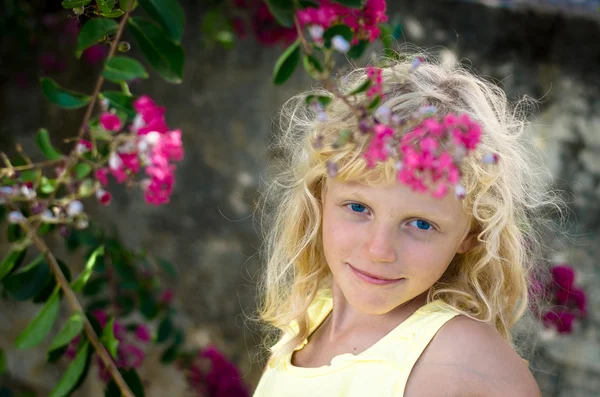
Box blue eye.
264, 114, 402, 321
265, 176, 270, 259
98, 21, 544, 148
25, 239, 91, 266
410, 219, 432, 230
348, 203, 367, 213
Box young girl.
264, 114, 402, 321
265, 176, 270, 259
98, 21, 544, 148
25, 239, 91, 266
253, 51, 559, 396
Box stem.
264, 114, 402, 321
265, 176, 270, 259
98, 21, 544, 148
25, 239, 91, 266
32, 3, 134, 229
21, 224, 135, 397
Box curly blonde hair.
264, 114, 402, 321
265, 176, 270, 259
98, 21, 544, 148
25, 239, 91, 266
255, 50, 562, 366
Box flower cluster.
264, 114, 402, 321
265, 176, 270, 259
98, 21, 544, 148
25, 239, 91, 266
361, 110, 483, 198
65, 310, 151, 381
231, 0, 297, 46
297, 0, 388, 44
92, 95, 184, 206
540, 265, 587, 334
182, 344, 249, 397
365, 66, 384, 100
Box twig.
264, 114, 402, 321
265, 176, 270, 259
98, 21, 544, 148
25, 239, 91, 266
19, 220, 135, 397
34, 1, 133, 229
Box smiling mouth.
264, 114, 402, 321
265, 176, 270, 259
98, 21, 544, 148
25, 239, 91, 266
347, 263, 404, 285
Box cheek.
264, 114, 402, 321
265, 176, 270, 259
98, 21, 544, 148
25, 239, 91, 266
322, 207, 355, 262
400, 239, 456, 278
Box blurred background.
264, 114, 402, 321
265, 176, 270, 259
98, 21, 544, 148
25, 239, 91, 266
1, 0, 600, 396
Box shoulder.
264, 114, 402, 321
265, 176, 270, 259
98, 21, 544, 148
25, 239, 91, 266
404, 315, 541, 397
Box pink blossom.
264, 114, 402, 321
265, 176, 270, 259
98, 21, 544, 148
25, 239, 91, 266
135, 324, 151, 343
543, 311, 576, 334
76, 139, 92, 153
157, 130, 184, 161
82, 44, 108, 65
252, 3, 298, 46
96, 189, 112, 205
160, 289, 174, 304
100, 112, 123, 132
119, 153, 141, 173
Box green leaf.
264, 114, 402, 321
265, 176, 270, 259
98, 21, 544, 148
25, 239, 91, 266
128, 17, 184, 84
96, 0, 114, 14
2, 254, 51, 301
40, 78, 91, 109
0, 248, 25, 281
159, 343, 177, 363
99, 9, 125, 18
0, 348, 6, 374
305, 95, 333, 108
331, 0, 363, 8
101, 317, 119, 358
73, 163, 93, 179
99, 91, 135, 119
49, 314, 84, 352
39, 177, 57, 194
138, 0, 185, 43
62, 0, 91, 8
48, 344, 68, 363
120, 0, 139, 11
302, 54, 323, 75
82, 276, 106, 296
272, 40, 300, 85
265, 0, 295, 27
348, 79, 371, 96
15, 288, 60, 349
48, 342, 89, 397
155, 256, 176, 278
103, 56, 149, 82
367, 95, 381, 110
35, 129, 64, 161
323, 24, 352, 48
347, 39, 369, 59
33, 259, 72, 304
105, 369, 145, 397
156, 316, 173, 343
139, 290, 158, 320
72, 245, 104, 292
76, 19, 117, 58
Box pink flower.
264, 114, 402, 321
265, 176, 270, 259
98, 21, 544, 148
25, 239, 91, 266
543, 311, 576, 334
96, 189, 112, 205
83, 44, 108, 65
100, 112, 123, 132
158, 130, 184, 162
76, 139, 92, 154
119, 153, 141, 173
160, 289, 174, 304
135, 324, 151, 343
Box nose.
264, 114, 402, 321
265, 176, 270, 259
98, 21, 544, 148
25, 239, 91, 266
361, 222, 397, 263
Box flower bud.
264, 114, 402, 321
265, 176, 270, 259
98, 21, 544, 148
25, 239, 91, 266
73, 6, 84, 15
455, 184, 466, 199
317, 111, 328, 122
67, 200, 84, 217
308, 25, 325, 41
41, 209, 55, 222
109, 153, 123, 170
326, 161, 338, 177
482, 152, 499, 165
358, 119, 371, 134
75, 218, 89, 230
59, 225, 71, 238
118, 41, 131, 52
8, 211, 25, 224
331, 35, 350, 53
96, 189, 112, 205
375, 105, 391, 124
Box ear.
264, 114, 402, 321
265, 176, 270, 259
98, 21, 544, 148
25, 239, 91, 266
457, 231, 477, 254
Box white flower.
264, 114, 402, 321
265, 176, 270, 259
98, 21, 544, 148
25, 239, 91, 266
331, 35, 350, 53
41, 209, 55, 222
67, 200, 84, 217
20, 185, 36, 199
482, 153, 499, 165
317, 111, 328, 122
108, 153, 123, 170
8, 211, 25, 224
308, 25, 324, 41
131, 114, 145, 133
455, 184, 466, 199
375, 106, 391, 124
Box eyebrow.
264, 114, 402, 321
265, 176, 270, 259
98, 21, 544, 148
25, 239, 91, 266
339, 187, 453, 223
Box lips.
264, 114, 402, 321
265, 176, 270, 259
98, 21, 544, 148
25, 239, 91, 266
347, 263, 403, 282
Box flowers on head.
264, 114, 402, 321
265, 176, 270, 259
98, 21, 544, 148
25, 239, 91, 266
297, 0, 388, 44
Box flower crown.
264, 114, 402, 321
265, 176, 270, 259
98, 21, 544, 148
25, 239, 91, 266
310, 63, 498, 199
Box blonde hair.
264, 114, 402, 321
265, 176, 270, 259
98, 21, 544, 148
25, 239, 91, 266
255, 50, 563, 365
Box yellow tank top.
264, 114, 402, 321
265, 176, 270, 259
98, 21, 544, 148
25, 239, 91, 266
253, 289, 460, 397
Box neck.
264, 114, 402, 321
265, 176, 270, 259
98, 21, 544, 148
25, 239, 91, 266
322, 282, 429, 343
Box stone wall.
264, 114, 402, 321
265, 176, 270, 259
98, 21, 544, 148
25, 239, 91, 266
1, 1, 600, 396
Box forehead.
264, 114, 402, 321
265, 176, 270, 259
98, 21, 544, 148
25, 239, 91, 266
326, 177, 465, 220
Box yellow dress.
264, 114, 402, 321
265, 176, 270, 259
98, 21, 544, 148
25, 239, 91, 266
253, 288, 460, 397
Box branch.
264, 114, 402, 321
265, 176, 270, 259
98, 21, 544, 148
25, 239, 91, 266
33, 2, 134, 229
19, 220, 135, 397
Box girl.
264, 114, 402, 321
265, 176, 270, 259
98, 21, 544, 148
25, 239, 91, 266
253, 51, 560, 396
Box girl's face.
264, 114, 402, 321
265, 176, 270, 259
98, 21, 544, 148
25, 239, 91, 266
321, 177, 473, 314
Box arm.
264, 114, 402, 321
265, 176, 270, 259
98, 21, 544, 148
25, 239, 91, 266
405, 316, 541, 397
